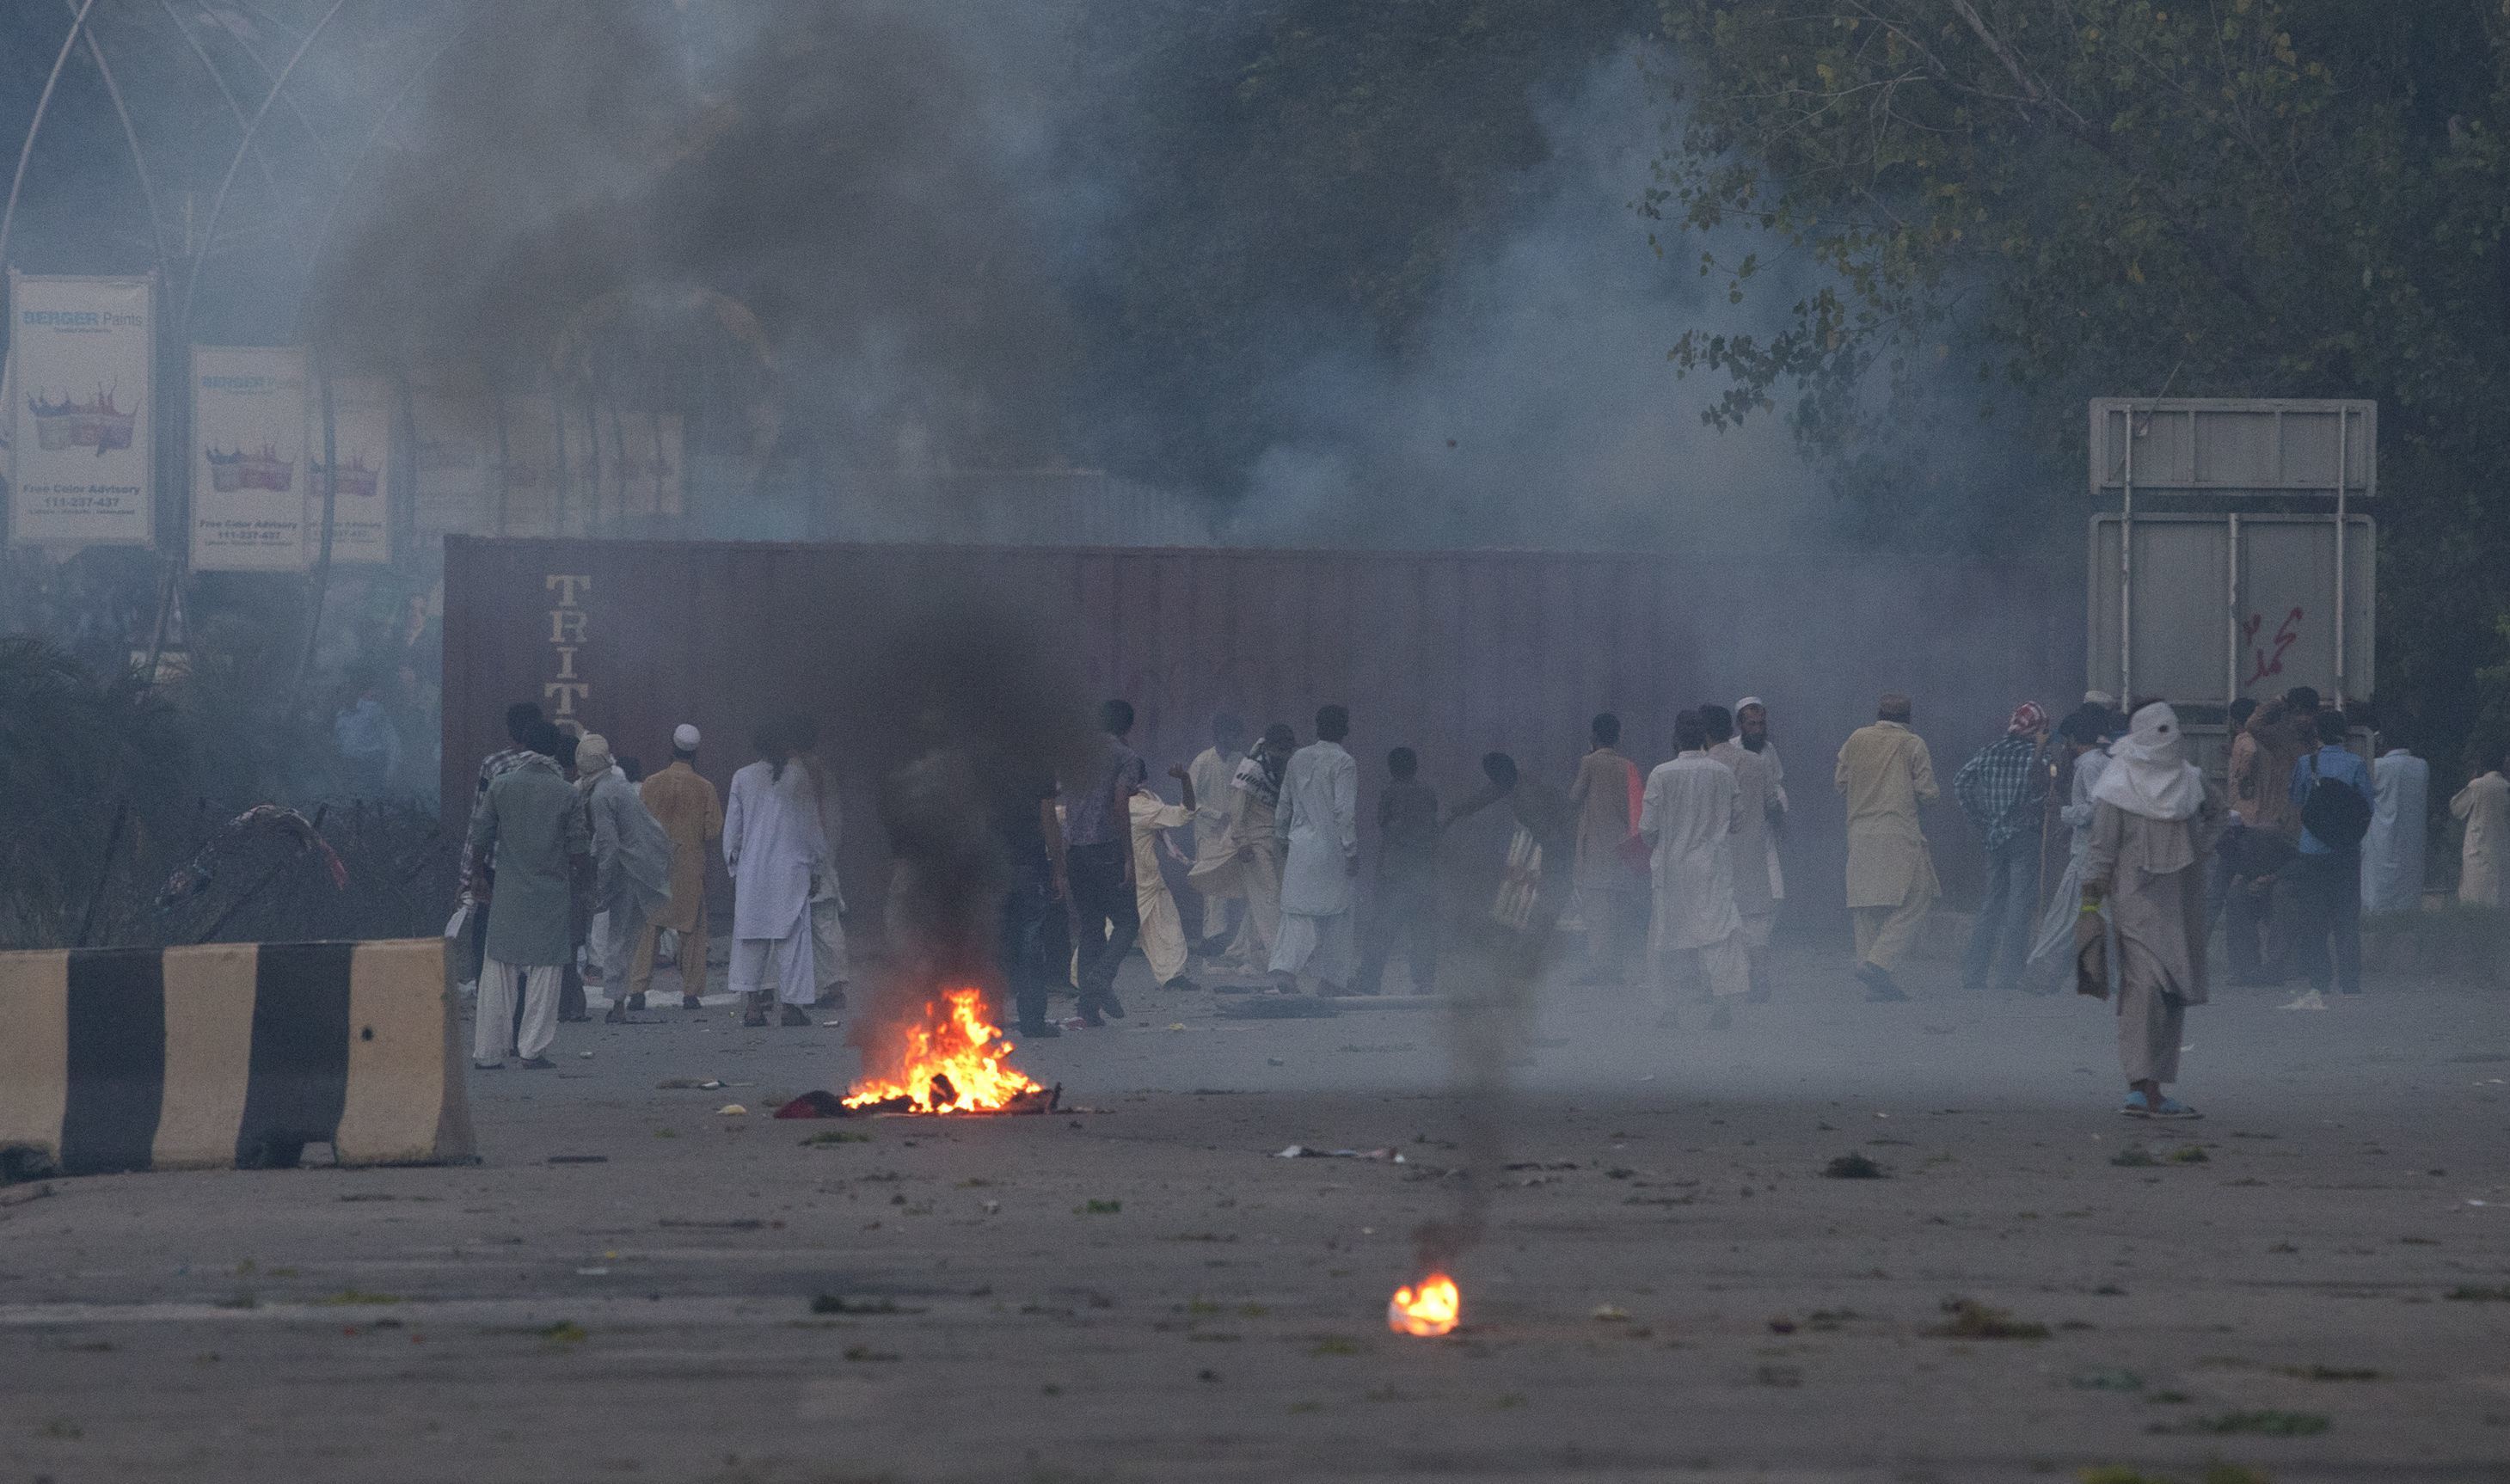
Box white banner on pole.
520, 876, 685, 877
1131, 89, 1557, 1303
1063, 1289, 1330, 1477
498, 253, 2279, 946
308, 373, 391, 564
6, 272, 155, 547
190, 345, 309, 570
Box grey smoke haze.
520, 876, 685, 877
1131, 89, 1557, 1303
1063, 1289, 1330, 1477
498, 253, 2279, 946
1225, 52, 1823, 552
298, 6, 1828, 550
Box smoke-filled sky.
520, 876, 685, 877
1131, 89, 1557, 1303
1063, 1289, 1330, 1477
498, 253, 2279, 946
3, 0, 1832, 550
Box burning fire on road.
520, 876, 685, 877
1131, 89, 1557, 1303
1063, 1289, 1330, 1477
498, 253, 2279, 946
1387, 1273, 1461, 1337
843, 987, 1055, 1116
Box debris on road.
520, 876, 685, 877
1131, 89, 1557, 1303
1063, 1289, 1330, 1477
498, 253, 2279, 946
1823, 1153, 1887, 1179
1927, 1297, 2049, 1340
717, 1104, 748, 1116
1276, 1145, 1402, 1162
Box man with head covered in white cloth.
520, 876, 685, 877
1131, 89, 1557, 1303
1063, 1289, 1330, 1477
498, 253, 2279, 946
2078, 703, 2226, 1119
725, 718, 828, 1028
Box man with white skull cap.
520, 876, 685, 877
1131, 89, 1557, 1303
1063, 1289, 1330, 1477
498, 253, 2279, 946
631, 723, 723, 1009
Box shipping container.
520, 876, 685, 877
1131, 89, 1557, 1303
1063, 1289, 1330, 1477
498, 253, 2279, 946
442, 537, 2079, 945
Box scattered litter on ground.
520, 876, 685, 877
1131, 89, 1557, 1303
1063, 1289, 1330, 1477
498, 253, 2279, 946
2111, 1145, 2160, 1168
811, 1295, 919, 1315
1765, 1315, 1795, 1334
772, 1091, 848, 1119
546, 1155, 608, 1165
717, 1104, 748, 1116
574, 1266, 609, 1276
2157, 1409, 2329, 1437
537, 1321, 587, 1347
1076, 1199, 1122, 1214
313, 1290, 403, 1306
801, 1130, 872, 1146
656, 1078, 726, 1090
2445, 1285, 2510, 1301
1591, 1305, 1629, 1322
2274, 1364, 2382, 1381
2168, 1145, 2210, 1164
1218, 997, 1339, 1019
1928, 1297, 2050, 1340
2071, 1369, 2144, 1391
577, 1051, 594, 1059
1823, 1153, 1887, 1179
660, 1217, 765, 1230
1276, 1145, 1402, 1161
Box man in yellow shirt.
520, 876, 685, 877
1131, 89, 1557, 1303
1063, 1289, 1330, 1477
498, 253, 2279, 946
631, 724, 723, 1010
1835, 693, 1940, 1003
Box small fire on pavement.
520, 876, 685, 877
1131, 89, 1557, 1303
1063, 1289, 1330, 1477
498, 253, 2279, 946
843, 987, 1053, 1115
1387, 1272, 1461, 1337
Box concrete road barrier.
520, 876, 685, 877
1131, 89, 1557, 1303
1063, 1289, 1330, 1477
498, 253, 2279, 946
0, 939, 476, 1179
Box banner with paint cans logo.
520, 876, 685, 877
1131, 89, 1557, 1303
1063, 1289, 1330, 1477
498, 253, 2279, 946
307, 373, 393, 565
6, 271, 155, 548
191, 345, 310, 571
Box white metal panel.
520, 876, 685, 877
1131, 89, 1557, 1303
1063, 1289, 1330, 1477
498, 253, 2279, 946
2090, 398, 2374, 496
2089, 513, 2373, 704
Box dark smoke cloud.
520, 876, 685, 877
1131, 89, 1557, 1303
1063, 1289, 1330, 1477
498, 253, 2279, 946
849, 592, 1095, 1063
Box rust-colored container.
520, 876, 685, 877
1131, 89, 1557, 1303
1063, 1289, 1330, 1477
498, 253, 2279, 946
442, 537, 2078, 943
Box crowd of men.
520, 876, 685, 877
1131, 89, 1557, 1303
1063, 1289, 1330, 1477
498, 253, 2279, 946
451, 684, 2510, 1109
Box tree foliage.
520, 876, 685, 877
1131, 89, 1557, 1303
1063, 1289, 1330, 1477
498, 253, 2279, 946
1652, 0, 2510, 770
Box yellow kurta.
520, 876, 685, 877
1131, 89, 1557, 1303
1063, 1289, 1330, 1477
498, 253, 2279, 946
638, 761, 722, 934
1835, 721, 1941, 910
1131, 792, 1194, 983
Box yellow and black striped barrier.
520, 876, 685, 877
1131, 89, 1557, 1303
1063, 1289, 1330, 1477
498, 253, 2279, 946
0, 938, 476, 1178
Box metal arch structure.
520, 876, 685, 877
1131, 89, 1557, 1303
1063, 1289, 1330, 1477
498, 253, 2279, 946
0, 0, 102, 278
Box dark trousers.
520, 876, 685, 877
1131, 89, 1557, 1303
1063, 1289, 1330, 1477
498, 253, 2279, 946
1065, 840, 1138, 999
1963, 831, 2042, 990
2288, 849, 2364, 995
2226, 831, 2296, 984
1358, 868, 1438, 994
1000, 876, 1066, 1028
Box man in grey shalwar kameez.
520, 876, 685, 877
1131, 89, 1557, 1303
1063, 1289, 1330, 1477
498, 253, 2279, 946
574, 734, 675, 1026
2079, 703, 2224, 1119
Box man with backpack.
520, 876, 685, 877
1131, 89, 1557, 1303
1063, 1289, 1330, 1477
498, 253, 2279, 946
2284, 707, 2373, 1004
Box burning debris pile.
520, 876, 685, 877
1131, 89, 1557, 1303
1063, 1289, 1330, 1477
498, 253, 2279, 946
841, 988, 1056, 1116
1388, 1273, 1461, 1337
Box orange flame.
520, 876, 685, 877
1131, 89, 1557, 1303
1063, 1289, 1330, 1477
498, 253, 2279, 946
843, 987, 1044, 1114
1387, 1272, 1460, 1337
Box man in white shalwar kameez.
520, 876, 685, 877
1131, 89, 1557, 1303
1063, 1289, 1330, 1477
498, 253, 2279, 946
2455, 752, 2510, 910
1129, 766, 1200, 989
2361, 734, 2430, 914
1641, 710, 1750, 1029
1269, 705, 1359, 993
725, 721, 827, 1028
1187, 714, 1249, 956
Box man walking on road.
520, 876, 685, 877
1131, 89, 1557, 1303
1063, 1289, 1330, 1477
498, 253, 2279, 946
1271, 704, 1361, 995
574, 733, 674, 1025
1063, 700, 1148, 1025
2283, 708, 2373, 1006
2361, 727, 2430, 914
466, 721, 587, 1070
2454, 748, 2510, 910
1705, 703, 1783, 1001
1641, 709, 1747, 1029
726, 720, 827, 1028
1953, 702, 2053, 996
1187, 713, 1249, 956
1566, 713, 1644, 986
633, 725, 723, 1010
1837, 693, 1940, 1003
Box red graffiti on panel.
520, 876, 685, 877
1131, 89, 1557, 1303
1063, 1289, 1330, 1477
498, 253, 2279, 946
2243, 606, 2303, 688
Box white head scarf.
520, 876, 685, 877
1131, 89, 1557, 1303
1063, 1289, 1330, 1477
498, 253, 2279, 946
2090, 702, 2204, 821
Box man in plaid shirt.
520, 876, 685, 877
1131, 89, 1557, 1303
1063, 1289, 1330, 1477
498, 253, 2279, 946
1954, 702, 2054, 995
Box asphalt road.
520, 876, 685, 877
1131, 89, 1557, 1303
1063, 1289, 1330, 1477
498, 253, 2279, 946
3, 947, 2507, 1483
